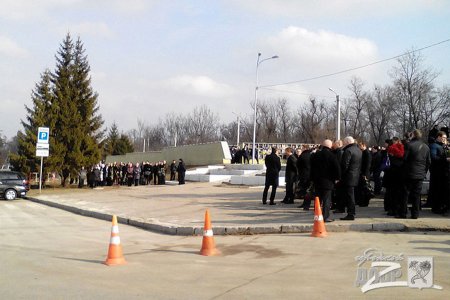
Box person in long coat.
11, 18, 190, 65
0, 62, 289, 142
311, 139, 341, 222
402, 129, 431, 219
262, 147, 281, 205
339, 136, 362, 220
297, 145, 313, 209
282, 147, 298, 204
177, 159, 186, 184
355, 141, 372, 207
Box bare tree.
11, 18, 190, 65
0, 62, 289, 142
276, 98, 292, 142
127, 128, 140, 151
145, 124, 166, 150
339, 98, 353, 138
421, 86, 450, 129
366, 85, 394, 145
390, 50, 439, 132
239, 115, 254, 144
163, 112, 185, 146
256, 100, 277, 142
185, 105, 220, 144
347, 77, 369, 140
297, 97, 328, 143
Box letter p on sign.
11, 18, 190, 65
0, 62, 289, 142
37, 127, 50, 144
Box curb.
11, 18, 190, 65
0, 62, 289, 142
27, 197, 450, 235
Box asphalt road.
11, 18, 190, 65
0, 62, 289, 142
1, 199, 449, 299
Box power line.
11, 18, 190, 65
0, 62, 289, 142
260, 86, 351, 101
261, 38, 450, 88
259, 87, 335, 99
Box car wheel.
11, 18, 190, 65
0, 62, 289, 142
5, 189, 17, 200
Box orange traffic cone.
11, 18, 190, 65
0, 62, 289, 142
200, 209, 220, 256
311, 197, 328, 238
104, 215, 127, 266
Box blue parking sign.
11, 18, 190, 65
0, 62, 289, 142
39, 132, 47, 140
37, 127, 50, 143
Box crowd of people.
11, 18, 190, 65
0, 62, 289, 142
75, 126, 450, 222
78, 159, 186, 188
262, 126, 450, 222
230, 144, 259, 164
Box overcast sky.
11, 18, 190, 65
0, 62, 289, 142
1, 0, 449, 139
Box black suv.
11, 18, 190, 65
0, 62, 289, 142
0, 171, 30, 200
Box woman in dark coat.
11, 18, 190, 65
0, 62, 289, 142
177, 159, 186, 184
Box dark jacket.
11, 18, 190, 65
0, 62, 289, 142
297, 150, 312, 181
177, 161, 186, 173
311, 146, 341, 190
370, 151, 382, 173
333, 147, 344, 164
403, 138, 431, 180
285, 154, 298, 182
264, 152, 281, 186
430, 141, 446, 173
340, 143, 362, 187
360, 149, 372, 178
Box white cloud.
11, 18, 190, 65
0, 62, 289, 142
63, 22, 115, 39
0, 36, 28, 58
108, 0, 156, 14
266, 27, 378, 69
255, 26, 386, 102
155, 75, 235, 98
0, 0, 81, 20
230, 0, 448, 19
0, 0, 154, 21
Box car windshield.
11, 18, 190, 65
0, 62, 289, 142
0, 172, 23, 180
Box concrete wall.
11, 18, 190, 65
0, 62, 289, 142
106, 141, 232, 166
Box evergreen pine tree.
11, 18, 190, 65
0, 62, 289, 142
10, 70, 53, 174
103, 122, 134, 156
117, 134, 134, 155
11, 33, 104, 186
104, 122, 120, 156
72, 37, 104, 166
49, 33, 77, 185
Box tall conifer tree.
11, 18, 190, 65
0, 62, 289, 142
10, 70, 53, 174
11, 33, 103, 186
103, 122, 134, 156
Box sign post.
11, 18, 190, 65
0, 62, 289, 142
36, 127, 50, 193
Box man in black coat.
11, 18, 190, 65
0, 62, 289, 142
332, 140, 345, 212
262, 147, 281, 205
339, 136, 362, 220
401, 129, 431, 219
311, 140, 341, 222
429, 131, 448, 214
356, 141, 372, 207
297, 145, 313, 208
282, 147, 298, 204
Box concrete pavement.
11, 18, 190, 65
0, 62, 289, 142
3, 200, 449, 299
26, 182, 450, 235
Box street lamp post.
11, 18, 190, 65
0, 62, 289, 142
252, 53, 279, 164
232, 112, 241, 147
329, 88, 341, 141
